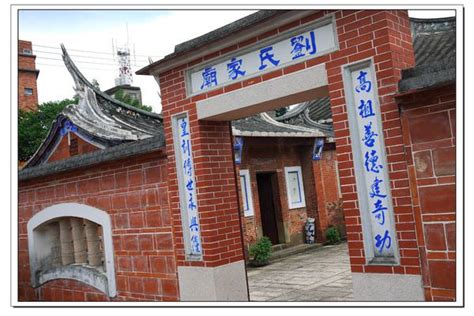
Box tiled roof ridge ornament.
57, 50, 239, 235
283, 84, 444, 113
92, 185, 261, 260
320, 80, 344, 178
23, 45, 164, 168
60, 44, 162, 121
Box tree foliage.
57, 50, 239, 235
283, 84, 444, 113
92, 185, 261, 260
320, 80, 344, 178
113, 89, 153, 113
18, 98, 78, 161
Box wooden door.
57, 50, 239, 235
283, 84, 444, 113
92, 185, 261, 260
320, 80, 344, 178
257, 172, 280, 245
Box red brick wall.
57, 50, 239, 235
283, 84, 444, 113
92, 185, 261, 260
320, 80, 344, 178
47, 133, 100, 163
18, 40, 39, 112
398, 84, 456, 301
160, 99, 243, 268
235, 137, 318, 248
312, 144, 345, 239
18, 151, 179, 302
158, 9, 419, 276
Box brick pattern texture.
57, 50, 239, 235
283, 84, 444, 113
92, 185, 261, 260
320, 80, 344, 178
235, 138, 343, 250
157, 10, 420, 276
236, 137, 316, 248
47, 133, 100, 162
18, 151, 179, 301
398, 84, 456, 301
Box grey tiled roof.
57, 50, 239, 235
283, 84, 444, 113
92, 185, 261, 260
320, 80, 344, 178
23, 45, 164, 168
231, 112, 325, 137
399, 17, 456, 92
273, 98, 334, 137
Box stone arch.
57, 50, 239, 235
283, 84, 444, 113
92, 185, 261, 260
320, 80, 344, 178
27, 203, 116, 297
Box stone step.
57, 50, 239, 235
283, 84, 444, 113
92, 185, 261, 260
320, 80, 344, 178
269, 243, 323, 262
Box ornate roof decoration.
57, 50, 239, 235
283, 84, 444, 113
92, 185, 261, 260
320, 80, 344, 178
24, 45, 164, 168
272, 98, 334, 137
232, 112, 326, 138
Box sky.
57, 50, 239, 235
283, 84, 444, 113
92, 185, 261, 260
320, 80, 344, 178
19, 9, 455, 113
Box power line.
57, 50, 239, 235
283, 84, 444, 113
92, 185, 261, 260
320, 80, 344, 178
36, 55, 147, 68
36, 62, 119, 72
33, 44, 164, 58
34, 49, 151, 63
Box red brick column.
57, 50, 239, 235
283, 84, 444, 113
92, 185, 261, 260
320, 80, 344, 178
325, 10, 421, 277
159, 71, 247, 300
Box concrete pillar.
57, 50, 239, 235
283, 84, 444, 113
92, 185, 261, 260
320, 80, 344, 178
70, 217, 87, 264
49, 222, 62, 268
59, 218, 74, 265
84, 220, 102, 266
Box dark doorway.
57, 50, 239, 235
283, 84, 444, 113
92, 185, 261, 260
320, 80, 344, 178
256, 172, 282, 245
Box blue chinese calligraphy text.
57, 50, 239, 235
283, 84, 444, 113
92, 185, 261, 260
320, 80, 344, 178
375, 230, 392, 253
372, 199, 388, 225
369, 177, 386, 199
188, 192, 197, 211
358, 99, 375, 118
227, 57, 246, 80
364, 150, 383, 173
180, 119, 189, 137
200, 67, 218, 90
191, 235, 201, 253
355, 70, 372, 93
290, 31, 317, 60
189, 216, 199, 232
258, 46, 280, 70
362, 121, 378, 147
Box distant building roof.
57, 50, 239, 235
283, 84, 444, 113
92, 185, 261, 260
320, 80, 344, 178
232, 112, 325, 138
103, 84, 141, 96
272, 98, 334, 137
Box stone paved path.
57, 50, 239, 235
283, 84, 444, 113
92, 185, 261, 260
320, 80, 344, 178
247, 242, 354, 302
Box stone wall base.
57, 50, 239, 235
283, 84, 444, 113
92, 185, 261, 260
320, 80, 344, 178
352, 272, 425, 301
177, 260, 249, 301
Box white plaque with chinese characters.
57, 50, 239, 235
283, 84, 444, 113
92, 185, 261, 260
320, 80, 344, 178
187, 16, 337, 95
342, 59, 399, 263
172, 113, 202, 259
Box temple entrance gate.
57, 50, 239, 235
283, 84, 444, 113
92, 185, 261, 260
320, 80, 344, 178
143, 10, 426, 301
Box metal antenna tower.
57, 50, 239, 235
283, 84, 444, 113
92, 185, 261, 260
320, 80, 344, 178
113, 24, 133, 86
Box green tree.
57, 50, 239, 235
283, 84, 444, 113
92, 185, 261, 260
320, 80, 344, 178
113, 89, 153, 112
18, 98, 78, 161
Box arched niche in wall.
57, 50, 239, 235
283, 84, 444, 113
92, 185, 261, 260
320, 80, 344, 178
27, 203, 116, 297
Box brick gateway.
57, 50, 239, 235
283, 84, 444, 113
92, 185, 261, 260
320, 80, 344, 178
18, 10, 457, 302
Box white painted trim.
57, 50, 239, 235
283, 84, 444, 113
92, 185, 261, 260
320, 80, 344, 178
239, 169, 254, 217
196, 63, 328, 121
27, 203, 116, 297
284, 166, 306, 209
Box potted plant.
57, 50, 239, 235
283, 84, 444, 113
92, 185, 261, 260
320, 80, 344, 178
249, 236, 272, 267
325, 226, 341, 245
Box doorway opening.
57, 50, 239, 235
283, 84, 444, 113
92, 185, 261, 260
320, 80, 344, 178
256, 172, 284, 245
